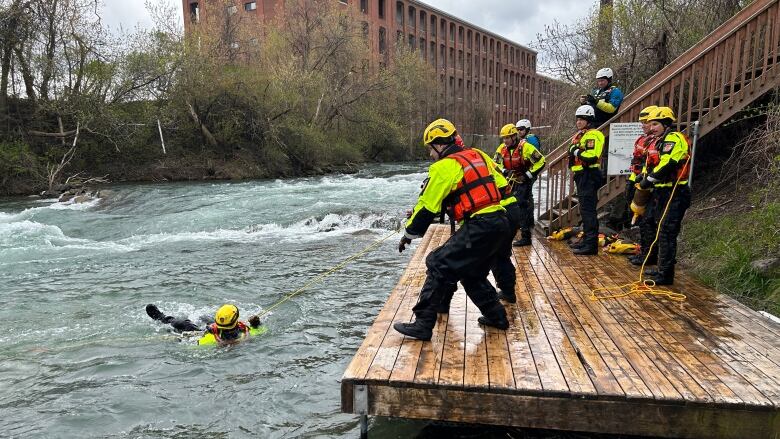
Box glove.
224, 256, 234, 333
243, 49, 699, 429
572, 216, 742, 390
579, 95, 588, 104
568, 144, 580, 157
248, 315, 261, 328
405, 209, 413, 219
398, 236, 412, 253
586, 94, 597, 105
638, 177, 653, 190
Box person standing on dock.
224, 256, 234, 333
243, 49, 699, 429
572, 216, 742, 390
495, 121, 546, 247
637, 107, 691, 285
395, 119, 510, 341
627, 105, 660, 265
568, 105, 605, 256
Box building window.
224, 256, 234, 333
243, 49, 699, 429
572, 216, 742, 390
189, 2, 199, 23
458, 26, 463, 45
430, 41, 436, 65
397, 30, 403, 43
467, 53, 471, 75
396, 2, 404, 26
439, 44, 445, 69
420, 38, 426, 58
458, 50, 463, 70
440, 19, 446, 39
420, 11, 426, 33
227, 5, 237, 15
408, 34, 415, 50
362, 21, 369, 39
430, 16, 436, 37
449, 47, 454, 68
378, 0, 385, 19
467, 30, 472, 49
408, 6, 415, 29
244, 1, 256, 11
449, 23, 455, 42
378, 26, 387, 53
361, 0, 368, 13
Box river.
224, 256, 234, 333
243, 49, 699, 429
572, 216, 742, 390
0, 163, 617, 439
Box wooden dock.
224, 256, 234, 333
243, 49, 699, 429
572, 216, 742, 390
341, 224, 780, 438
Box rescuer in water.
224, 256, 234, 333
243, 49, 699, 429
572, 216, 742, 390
146, 303, 265, 346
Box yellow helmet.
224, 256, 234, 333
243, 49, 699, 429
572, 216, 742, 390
638, 105, 658, 122
215, 304, 239, 330
423, 119, 457, 145
499, 123, 518, 137
647, 106, 676, 123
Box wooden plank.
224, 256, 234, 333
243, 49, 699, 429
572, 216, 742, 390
342, 229, 436, 383
463, 292, 490, 388
388, 228, 450, 383
593, 252, 771, 408
513, 246, 570, 394
545, 240, 711, 403
533, 241, 683, 401
525, 242, 625, 398
367, 385, 780, 439
519, 250, 597, 395
530, 242, 656, 401
600, 255, 780, 407
438, 283, 467, 386
504, 251, 544, 392
485, 323, 515, 390
365, 227, 438, 381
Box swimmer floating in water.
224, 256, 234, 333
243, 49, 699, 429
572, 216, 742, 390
146, 303, 266, 346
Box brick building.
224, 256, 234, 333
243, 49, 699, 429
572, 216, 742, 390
183, 0, 559, 137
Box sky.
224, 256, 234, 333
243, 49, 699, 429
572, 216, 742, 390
101, 0, 589, 51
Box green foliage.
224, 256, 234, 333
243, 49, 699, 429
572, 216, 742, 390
682, 203, 780, 314
0, 141, 42, 195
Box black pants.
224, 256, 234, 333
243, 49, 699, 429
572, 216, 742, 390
412, 212, 509, 329
514, 182, 535, 235
574, 168, 602, 248
491, 202, 522, 293
639, 199, 658, 262
653, 185, 691, 279
164, 317, 202, 332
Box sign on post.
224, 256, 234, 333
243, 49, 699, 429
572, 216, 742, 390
607, 123, 644, 176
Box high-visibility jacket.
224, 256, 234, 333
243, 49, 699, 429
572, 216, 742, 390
628, 134, 658, 182
405, 147, 506, 239
568, 129, 604, 172
493, 139, 546, 182
644, 131, 690, 187
591, 85, 624, 124
197, 321, 266, 346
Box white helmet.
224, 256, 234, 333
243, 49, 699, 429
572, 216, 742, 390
575, 105, 595, 119
596, 67, 613, 80
515, 119, 532, 130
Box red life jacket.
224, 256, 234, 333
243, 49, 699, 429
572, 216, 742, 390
499, 139, 528, 173
630, 135, 656, 176
447, 149, 501, 221
208, 321, 250, 344
568, 131, 585, 169
646, 132, 690, 182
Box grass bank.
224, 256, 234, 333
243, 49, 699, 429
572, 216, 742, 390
681, 199, 780, 315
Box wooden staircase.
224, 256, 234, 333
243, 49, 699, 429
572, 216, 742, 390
536, 0, 780, 234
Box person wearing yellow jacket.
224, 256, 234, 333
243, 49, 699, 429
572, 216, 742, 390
494, 123, 546, 247
568, 105, 605, 255
627, 106, 660, 265
637, 107, 691, 285
146, 303, 265, 346
395, 119, 510, 341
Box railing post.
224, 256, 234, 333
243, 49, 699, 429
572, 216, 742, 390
689, 120, 700, 189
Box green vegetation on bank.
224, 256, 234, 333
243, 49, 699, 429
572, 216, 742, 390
682, 200, 780, 315
0, 0, 445, 195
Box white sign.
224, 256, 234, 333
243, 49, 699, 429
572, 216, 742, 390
607, 122, 645, 176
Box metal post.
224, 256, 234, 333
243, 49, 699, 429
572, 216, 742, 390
688, 120, 700, 189
360, 414, 368, 439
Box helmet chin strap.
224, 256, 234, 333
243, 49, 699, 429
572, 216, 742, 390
433, 142, 461, 159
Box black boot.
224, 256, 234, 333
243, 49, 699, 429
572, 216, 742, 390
496, 289, 517, 303
572, 246, 598, 255
513, 231, 532, 247
653, 267, 675, 285
393, 321, 432, 341
478, 315, 509, 330
568, 239, 584, 248
146, 304, 165, 321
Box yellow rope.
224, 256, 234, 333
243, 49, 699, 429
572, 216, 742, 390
590, 155, 691, 303
255, 227, 402, 319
